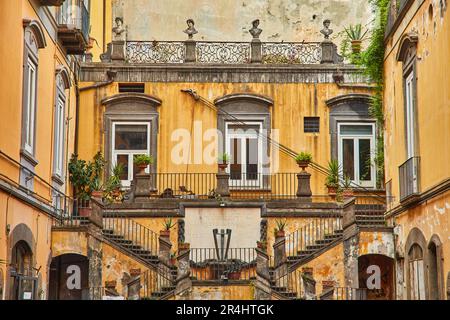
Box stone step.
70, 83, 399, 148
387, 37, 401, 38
306, 244, 325, 251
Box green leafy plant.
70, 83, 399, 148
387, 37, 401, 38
325, 160, 341, 188
274, 219, 287, 236
133, 154, 154, 166
163, 218, 175, 231
295, 152, 313, 163
342, 175, 352, 189
344, 24, 369, 41
68, 152, 106, 200
219, 153, 230, 163
103, 163, 125, 204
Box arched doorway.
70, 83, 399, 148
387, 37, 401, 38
358, 254, 395, 300
10, 240, 36, 300
428, 235, 444, 300
49, 254, 89, 300
405, 228, 428, 300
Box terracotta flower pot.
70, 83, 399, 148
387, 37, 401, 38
327, 186, 337, 195
218, 163, 228, 172
178, 242, 190, 251
228, 272, 241, 280
91, 190, 103, 199
343, 189, 354, 197
137, 164, 148, 174
302, 267, 313, 275
351, 40, 362, 54
160, 230, 170, 238
257, 241, 267, 250
296, 160, 310, 171
276, 230, 286, 238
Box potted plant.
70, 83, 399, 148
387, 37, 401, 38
178, 241, 190, 251
133, 154, 154, 174
295, 152, 313, 170
274, 219, 287, 238
68, 152, 105, 216
344, 24, 368, 54
325, 159, 340, 196
169, 252, 177, 266
161, 218, 175, 237
342, 175, 354, 198
218, 153, 230, 171
227, 261, 242, 280
257, 240, 267, 250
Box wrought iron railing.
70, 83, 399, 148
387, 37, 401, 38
334, 287, 368, 300
126, 41, 185, 63
196, 42, 251, 64
189, 248, 257, 281
56, 0, 90, 42
285, 213, 342, 259
151, 172, 217, 199
399, 156, 420, 201
125, 41, 323, 64
103, 212, 159, 258
271, 268, 305, 299
136, 268, 176, 299
262, 42, 322, 64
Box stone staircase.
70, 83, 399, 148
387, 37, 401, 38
355, 204, 387, 227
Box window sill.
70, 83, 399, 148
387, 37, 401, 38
51, 174, 65, 186
20, 149, 38, 167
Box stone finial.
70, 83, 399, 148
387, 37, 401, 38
320, 19, 333, 40
112, 17, 126, 41
249, 19, 263, 39
183, 18, 198, 39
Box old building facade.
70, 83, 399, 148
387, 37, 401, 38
0, 0, 448, 301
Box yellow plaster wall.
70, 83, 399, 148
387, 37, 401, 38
384, 0, 450, 208
132, 217, 179, 252
190, 284, 255, 300
78, 81, 370, 196
300, 241, 345, 296
51, 230, 89, 257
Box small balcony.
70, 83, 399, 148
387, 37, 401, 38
399, 156, 420, 203
56, 0, 90, 54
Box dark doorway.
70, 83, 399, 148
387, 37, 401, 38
9, 240, 37, 300
428, 241, 439, 299
49, 254, 89, 300
358, 254, 395, 300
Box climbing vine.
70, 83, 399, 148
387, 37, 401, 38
359, 0, 390, 188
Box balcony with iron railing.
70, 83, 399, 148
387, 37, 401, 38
56, 0, 90, 54
399, 156, 420, 203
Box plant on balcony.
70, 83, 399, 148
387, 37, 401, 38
133, 154, 154, 173
69, 152, 105, 215
218, 153, 230, 171
227, 260, 243, 280
295, 152, 313, 170
161, 218, 175, 237
344, 24, 368, 54
257, 240, 267, 251
325, 160, 341, 196
169, 252, 177, 266
103, 163, 125, 204
342, 175, 354, 198
274, 219, 287, 238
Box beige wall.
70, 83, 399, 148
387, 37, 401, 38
185, 207, 261, 248
111, 0, 373, 43
190, 284, 255, 300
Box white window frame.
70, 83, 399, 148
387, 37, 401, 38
337, 122, 376, 188
405, 71, 415, 159
24, 57, 37, 154
112, 121, 151, 187
53, 94, 65, 177
225, 121, 263, 188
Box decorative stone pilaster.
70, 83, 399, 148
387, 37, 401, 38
255, 247, 271, 300
87, 234, 103, 300
342, 198, 357, 240
320, 40, 335, 64
342, 198, 359, 289
273, 234, 286, 267
176, 243, 192, 297
296, 171, 312, 201
251, 39, 262, 63
133, 173, 154, 202
159, 232, 172, 264
184, 40, 196, 63
216, 172, 230, 197
178, 219, 185, 244
111, 41, 126, 61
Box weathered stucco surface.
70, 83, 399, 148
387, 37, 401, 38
359, 231, 395, 258
190, 284, 255, 300
112, 0, 373, 42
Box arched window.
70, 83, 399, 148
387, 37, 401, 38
20, 20, 47, 189
428, 235, 444, 300
53, 68, 71, 181
408, 244, 425, 300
